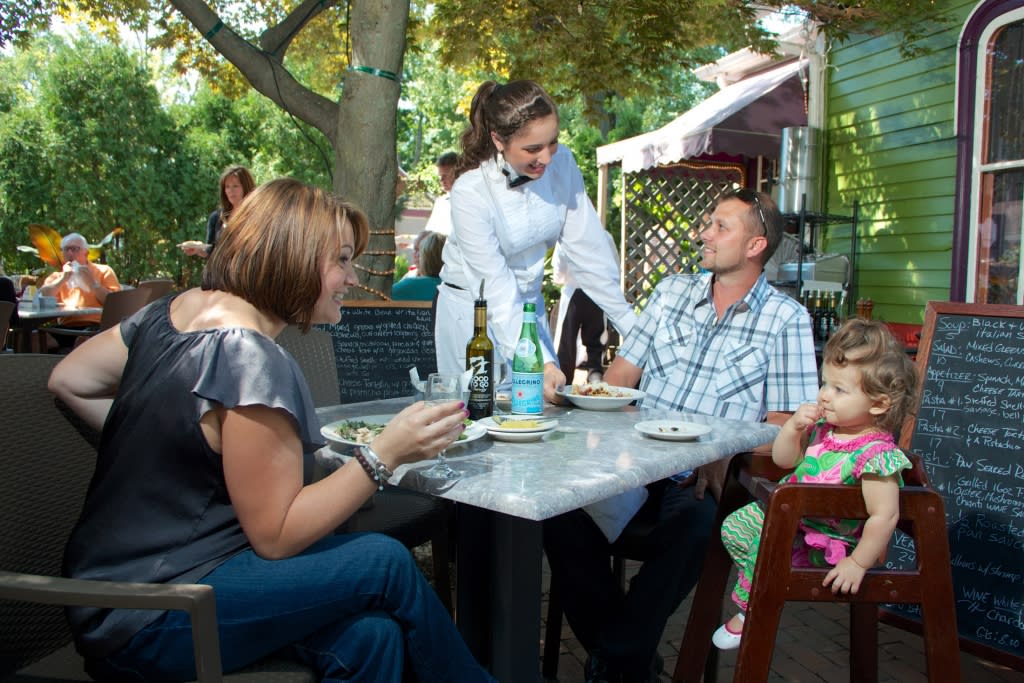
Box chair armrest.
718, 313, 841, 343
0, 571, 224, 683
763, 482, 937, 520
44, 327, 96, 338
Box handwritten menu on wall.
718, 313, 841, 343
888, 302, 1024, 663
319, 301, 437, 404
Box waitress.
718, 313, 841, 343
435, 80, 635, 401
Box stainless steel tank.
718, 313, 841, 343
777, 126, 822, 214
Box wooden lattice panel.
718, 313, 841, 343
621, 161, 745, 306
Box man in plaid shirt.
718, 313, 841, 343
544, 189, 818, 683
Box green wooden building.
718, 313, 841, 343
822, 0, 1021, 323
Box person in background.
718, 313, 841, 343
179, 165, 256, 258
0, 269, 18, 344
552, 230, 619, 385
393, 231, 446, 302
715, 318, 916, 649
49, 178, 493, 682
435, 80, 635, 399
543, 189, 819, 682
423, 152, 458, 236
39, 232, 121, 339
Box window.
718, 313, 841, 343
960, 4, 1024, 303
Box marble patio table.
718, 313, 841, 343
316, 397, 778, 681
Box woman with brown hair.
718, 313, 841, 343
50, 178, 493, 682
434, 80, 634, 400
180, 165, 257, 257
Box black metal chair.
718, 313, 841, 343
137, 278, 175, 302
46, 287, 151, 344
0, 300, 14, 351
0, 354, 315, 682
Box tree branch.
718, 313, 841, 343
168, 0, 338, 146
260, 0, 340, 57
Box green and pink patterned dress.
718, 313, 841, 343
720, 420, 911, 611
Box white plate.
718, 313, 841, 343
322, 415, 486, 448
478, 416, 559, 433
557, 385, 644, 411
487, 426, 558, 442
633, 420, 712, 442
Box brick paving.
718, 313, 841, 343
539, 559, 1024, 683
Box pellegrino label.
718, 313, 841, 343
515, 338, 537, 358
511, 372, 544, 414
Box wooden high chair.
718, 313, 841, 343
674, 451, 960, 682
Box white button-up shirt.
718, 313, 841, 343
436, 145, 635, 372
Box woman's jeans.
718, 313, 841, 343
88, 533, 494, 682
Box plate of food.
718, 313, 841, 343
321, 415, 486, 448
556, 382, 644, 411
633, 420, 712, 442
477, 416, 559, 442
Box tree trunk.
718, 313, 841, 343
337, 0, 409, 300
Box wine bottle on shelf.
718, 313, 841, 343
466, 281, 495, 420
511, 302, 544, 415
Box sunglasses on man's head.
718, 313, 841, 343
735, 189, 768, 237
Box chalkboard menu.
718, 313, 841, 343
887, 301, 1024, 667
318, 300, 437, 404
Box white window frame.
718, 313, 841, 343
965, 7, 1024, 304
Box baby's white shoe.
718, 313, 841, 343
712, 612, 745, 650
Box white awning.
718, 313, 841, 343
596, 60, 807, 173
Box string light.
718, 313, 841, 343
352, 282, 391, 300
355, 263, 395, 277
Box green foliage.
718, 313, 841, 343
394, 254, 410, 282
0, 34, 211, 285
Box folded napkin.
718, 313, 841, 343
583, 487, 649, 543
409, 367, 473, 397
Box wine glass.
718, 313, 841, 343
421, 372, 463, 479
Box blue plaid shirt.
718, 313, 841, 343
619, 272, 818, 421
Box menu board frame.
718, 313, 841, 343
885, 301, 1024, 671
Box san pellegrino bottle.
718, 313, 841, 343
511, 302, 544, 415
466, 281, 495, 420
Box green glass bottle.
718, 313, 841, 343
511, 302, 544, 415
466, 284, 495, 420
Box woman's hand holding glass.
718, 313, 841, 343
368, 398, 467, 473
419, 372, 466, 479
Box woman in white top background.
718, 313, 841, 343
435, 80, 635, 400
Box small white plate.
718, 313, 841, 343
486, 426, 558, 443
478, 416, 559, 433
634, 420, 712, 442
556, 385, 644, 411
478, 416, 558, 442
322, 415, 486, 448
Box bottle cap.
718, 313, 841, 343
476, 279, 486, 307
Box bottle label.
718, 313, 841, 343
515, 338, 537, 358
467, 355, 493, 419
510, 371, 544, 414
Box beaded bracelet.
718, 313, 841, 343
361, 445, 394, 481
353, 448, 385, 491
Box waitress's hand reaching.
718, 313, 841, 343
369, 400, 468, 471
543, 362, 566, 403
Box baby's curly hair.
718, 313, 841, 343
821, 318, 919, 435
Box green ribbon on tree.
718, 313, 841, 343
348, 65, 399, 82
204, 20, 224, 40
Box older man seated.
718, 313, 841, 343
39, 232, 120, 348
